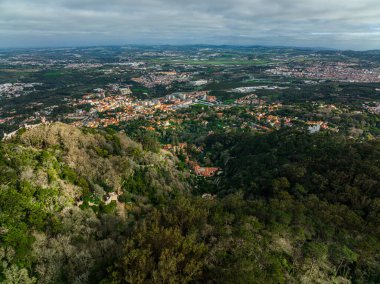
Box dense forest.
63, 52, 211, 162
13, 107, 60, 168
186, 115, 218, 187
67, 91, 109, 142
0, 124, 379, 283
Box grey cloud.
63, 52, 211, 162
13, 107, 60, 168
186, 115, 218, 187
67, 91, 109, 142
0, 0, 379, 49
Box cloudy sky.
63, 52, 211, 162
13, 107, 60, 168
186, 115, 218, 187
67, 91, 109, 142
0, 0, 380, 50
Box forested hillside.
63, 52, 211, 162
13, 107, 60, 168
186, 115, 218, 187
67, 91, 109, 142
0, 124, 379, 283
0, 123, 188, 283
204, 129, 380, 283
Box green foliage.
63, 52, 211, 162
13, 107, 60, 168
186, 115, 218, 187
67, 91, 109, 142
99, 201, 117, 214
60, 165, 77, 183
107, 196, 209, 283
93, 146, 109, 157
203, 128, 380, 282
2, 265, 36, 284
135, 130, 160, 153
0, 123, 189, 282
1, 123, 380, 283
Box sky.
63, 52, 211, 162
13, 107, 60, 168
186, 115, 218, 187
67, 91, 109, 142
0, 0, 380, 50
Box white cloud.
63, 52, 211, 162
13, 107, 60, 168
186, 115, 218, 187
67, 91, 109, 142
0, 0, 379, 49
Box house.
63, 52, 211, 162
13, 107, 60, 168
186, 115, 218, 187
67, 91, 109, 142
163, 144, 174, 151
306, 121, 328, 134
120, 88, 132, 95
162, 142, 187, 152
202, 193, 216, 200
193, 165, 220, 177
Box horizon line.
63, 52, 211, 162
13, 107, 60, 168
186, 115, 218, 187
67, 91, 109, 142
0, 43, 379, 53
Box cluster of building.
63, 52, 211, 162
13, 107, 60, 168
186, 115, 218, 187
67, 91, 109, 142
0, 83, 42, 99
162, 142, 188, 152
64, 63, 103, 69
267, 63, 380, 83
68, 87, 220, 128
131, 71, 191, 88
363, 102, 380, 114
235, 94, 264, 105
193, 165, 221, 177
232, 85, 288, 93
306, 121, 329, 134
166, 91, 218, 109
191, 79, 209, 86
254, 110, 292, 128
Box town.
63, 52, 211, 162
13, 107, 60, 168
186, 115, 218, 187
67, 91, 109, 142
1, 46, 380, 178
